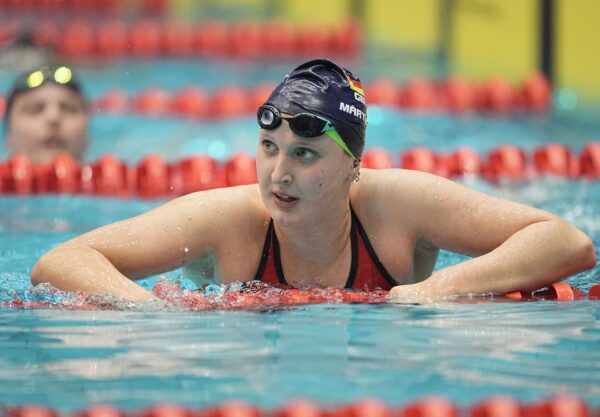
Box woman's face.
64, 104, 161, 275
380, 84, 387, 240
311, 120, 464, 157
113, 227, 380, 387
5, 83, 88, 164
256, 120, 356, 227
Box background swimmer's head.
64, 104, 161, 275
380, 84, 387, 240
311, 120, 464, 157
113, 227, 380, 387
262, 58, 367, 162
4, 64, 84, 127
3, 64, 88, 164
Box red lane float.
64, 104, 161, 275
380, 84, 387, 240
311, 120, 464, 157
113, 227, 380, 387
225, 153, 257, 186
471, 396, 522, 417
579, 143, 600, 179
328, 399, 390, 417
533, 143, 579, 178
361, 148, 393, 169
3, 143, 600, 197
523, 396, 590, 417
75, 405, 126, 417
440, 77, 479, 112
0, 155, 36, 194
535, 283, 583, 301
139, 404, 192, 417
171, 155, 224, 194
588, 284, 600, 300
401, 147, 447, 177
520, 72, 552, 111
3, 398, 599, 417
505, 283, 588, 301
444, 147, 483, 177
479, 77, 516, 113
0, 18, 361, 59
60, 20, 95, 58
136, 154, 171, 198
36, 153, 82, 194
401, 397, 458, 417
485, 145, 527, 181
365, 79, 402, 107
277, 400, 322, 417
0, 75, 551, 122
170, 87, 211, 119
400, 78, 439, 110
88, 155, 130, 197
96, 21, 129, 58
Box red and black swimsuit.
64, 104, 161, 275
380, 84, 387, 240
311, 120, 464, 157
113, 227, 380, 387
253, 207, 397, 290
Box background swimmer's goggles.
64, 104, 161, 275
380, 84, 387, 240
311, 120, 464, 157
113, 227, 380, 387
14, 65, 81, 92
257, 105, 358, 161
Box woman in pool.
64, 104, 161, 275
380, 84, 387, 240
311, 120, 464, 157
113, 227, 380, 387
3, 64, 88, 164
31, 59, 596, 302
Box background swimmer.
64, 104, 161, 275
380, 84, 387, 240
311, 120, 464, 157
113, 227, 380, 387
3, 64, 88, 164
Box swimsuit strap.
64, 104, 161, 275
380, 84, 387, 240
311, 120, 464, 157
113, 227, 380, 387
349, 206, 398, 289
253, 219, 276, 281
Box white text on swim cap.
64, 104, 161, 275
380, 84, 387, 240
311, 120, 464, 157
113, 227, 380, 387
354, 92, 366, 104
339, 102, 367, 122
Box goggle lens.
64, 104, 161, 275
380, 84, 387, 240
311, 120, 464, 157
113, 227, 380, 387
257, 105, 330, 138
23, 66, 75, 89
258, 107, 278, 127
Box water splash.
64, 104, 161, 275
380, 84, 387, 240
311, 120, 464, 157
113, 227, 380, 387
2, 278, 390, 312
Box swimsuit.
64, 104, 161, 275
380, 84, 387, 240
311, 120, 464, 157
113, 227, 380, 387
253, 207, 397, 290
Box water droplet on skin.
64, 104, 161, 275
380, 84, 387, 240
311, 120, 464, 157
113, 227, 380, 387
184, 247, 189, 253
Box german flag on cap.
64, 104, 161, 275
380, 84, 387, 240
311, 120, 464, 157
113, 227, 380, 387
346, 71, 364, 96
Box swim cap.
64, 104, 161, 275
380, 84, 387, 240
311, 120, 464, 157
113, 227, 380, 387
263, 58, 367, 159
3, 64, 83, 129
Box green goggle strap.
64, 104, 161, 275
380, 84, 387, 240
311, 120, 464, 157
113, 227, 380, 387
324, 128, 358, 161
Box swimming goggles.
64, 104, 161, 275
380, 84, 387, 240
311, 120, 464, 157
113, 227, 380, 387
257, 104, 358, 161
16, 65, 80, 91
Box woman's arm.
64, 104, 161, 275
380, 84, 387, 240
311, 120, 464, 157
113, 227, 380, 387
378, 170, 596, 301
31, 186, 259, 301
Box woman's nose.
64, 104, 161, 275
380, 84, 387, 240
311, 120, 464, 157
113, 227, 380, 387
272, 154, 293, 184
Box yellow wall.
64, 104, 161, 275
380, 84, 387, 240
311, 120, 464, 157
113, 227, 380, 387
450, 0, 538, 81
166, 0, 600, 99
555, 0, 600, 100
364, 0, 440, 50
280, 0, 350, 26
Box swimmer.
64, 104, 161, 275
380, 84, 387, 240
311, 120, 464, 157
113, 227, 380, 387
30, 59, 596, 302
3, 64, 88, 164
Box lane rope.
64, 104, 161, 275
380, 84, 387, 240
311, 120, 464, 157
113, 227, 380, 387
0, 72, 552, 120
1, 143, 599, 198
1, 396, 598, 417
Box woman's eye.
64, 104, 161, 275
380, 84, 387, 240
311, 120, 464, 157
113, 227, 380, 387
262, 140, 277, 152
295, 148, 316, 160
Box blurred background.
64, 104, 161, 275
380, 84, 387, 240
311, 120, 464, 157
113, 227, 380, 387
0, 0, 598, 164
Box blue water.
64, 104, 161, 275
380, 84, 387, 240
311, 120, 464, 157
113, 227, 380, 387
1, 57, 600, 410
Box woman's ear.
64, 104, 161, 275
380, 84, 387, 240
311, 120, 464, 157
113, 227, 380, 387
350, 159, 361, 183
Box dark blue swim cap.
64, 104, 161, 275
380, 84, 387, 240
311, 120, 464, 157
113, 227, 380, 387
264, 58, 367, 159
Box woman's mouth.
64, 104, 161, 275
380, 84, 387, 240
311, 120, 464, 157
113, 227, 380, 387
273, 192, 299, 209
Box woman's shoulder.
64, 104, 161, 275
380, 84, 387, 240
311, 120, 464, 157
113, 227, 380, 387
350, 168, 448, 224
353, 168, 424, 200
178, 183, 267, 222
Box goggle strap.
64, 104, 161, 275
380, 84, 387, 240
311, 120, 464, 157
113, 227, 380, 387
325, 129, 358, 161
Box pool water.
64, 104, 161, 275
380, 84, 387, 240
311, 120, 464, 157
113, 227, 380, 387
1, 58, 600, 410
